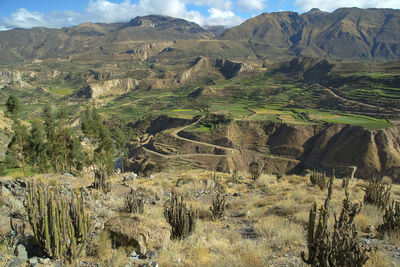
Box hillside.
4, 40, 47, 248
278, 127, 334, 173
1, 8, 400, 63
221, 8, 400, 59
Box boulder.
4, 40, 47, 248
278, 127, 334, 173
105, 215, 170, 256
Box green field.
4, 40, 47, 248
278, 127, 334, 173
0, 62, 396, 130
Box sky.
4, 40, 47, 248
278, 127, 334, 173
0, 0, 399, 31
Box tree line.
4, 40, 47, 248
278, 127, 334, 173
0, 95, 128, 177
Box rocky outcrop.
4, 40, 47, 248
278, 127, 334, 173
179, 57, 253, 83
76, 78, 139, 99
105, 215, 170, 256
0, 71, 29, 88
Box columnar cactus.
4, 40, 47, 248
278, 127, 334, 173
209, 193, 226, 221
164, 193, 197, 240
301, 177, 369, 266
309, 170, 327, 190
125, 188, 144, 214
378, 200, 400, 235
363, 177, 391, 210
26, 182, 91, 261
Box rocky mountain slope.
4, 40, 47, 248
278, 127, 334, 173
131, 118, 400, 181
1, 8, 400, 63
222, 7, 400, 59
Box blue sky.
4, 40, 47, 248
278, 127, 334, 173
0, 0, 399, 30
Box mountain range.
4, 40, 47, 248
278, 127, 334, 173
0, 7, 400, 64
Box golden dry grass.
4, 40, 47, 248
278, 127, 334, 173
3, 169, 400, 266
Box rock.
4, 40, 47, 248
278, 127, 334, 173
38, 258, 51, 264
123, 172, 137, 182
105, 215, 170, 256
140, 262, 158, 267
94, 221, 104, 231
227, 182, 233, 188
145, 250, 160, 260
129, 250, 140, 260
7, 257, 25, 267
54, 260, 63, 267
29, 257, 39, 267
206, 179, 216, 189
15, 244, 27, 260
366, 225, 375, 233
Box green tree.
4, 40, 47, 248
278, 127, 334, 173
27, 121, 50, 173
43, 104, 59, 172
112, 126, 127, 173
6, 95, 20, 116
8, 119, 28, 176
94, 126, 114, 178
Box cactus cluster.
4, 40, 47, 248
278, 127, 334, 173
209, 193, 226, 221
301, 177, 369, 266
26, 182, 91, 261
363, 177, 391, 210
125, 188, 144, 214
378, 200, 400, 235
309, 170, 327, 190
249, 162, 261, 180
164, 193, 197, 240
94, 170, 111, 193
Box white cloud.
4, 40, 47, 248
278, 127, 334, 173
294, 0, 400, 12
237, 0, 267, 11
0, 8, 84, 29
0, 0, 245, 30
207, 7, 243, 25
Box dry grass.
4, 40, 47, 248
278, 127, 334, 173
365, 250, 394, 267
3, 169, 400, 266
254, 215, 304, 250
355, 204, 383, 232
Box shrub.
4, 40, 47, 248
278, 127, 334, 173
26, 182, 91, 261
164, 193, 197, 239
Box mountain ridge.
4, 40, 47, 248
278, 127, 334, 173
1, 8, 400, 63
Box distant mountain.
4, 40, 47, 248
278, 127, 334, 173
1, 9, 400, 63
221, 8, 400, 59
0, 15, 212, 64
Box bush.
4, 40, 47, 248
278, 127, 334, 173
0, 163, 6, 176
164, 193, 197, 240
